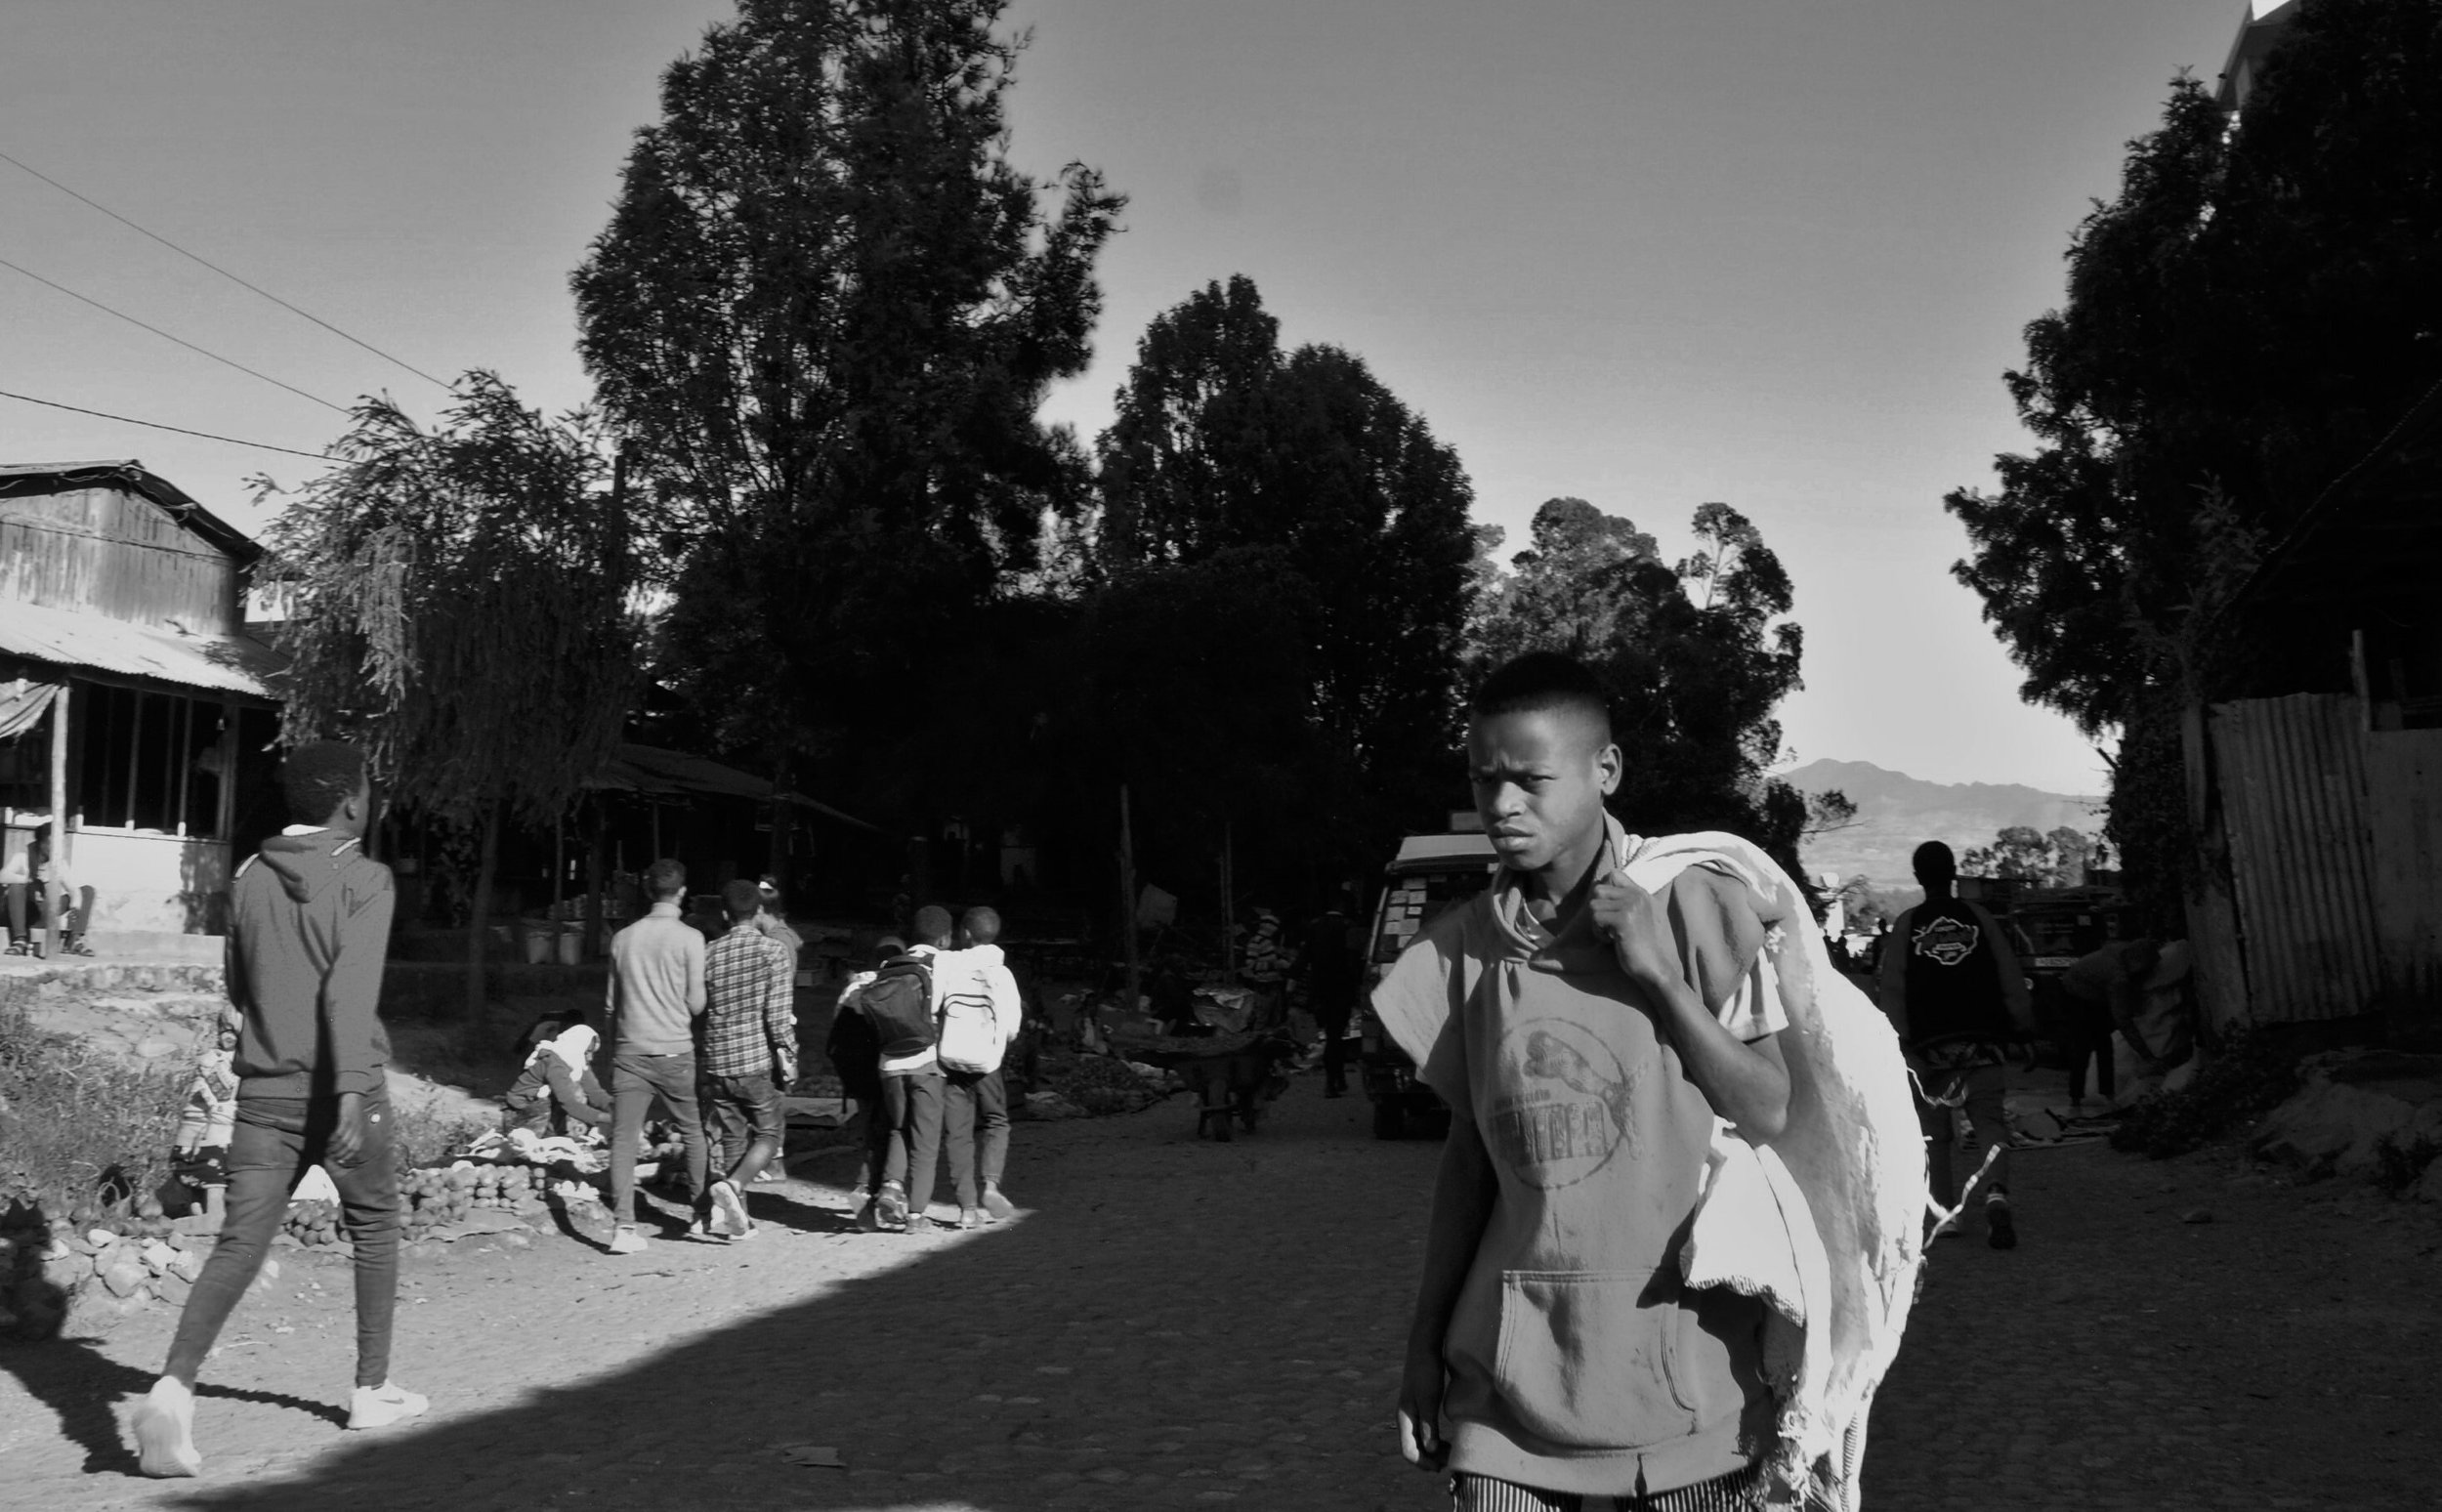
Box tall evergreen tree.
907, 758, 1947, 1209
1094, 275, 1478, 864
572, 0, 1122, 768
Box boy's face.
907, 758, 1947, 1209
1466, 706, 1621, 882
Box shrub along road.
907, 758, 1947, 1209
0, 1071, 2433, 1510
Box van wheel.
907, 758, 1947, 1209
1370, 1099, 1404, 1140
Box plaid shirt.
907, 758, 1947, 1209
700, 924, 797, 1080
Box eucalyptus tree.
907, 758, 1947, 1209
572, 0, 1122, 773
260, 373, 643, 1028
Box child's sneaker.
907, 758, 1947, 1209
606, 1225, 648, 1255
131, 1377, 201, 1478
348, 1380, 429, 1430
709, 1178, 751, 1238
1985, 1192, 2017, 1250
853, 1197, 883, 1232
981, 1183, 1015, 1222
874, 1182, 907, 1230
957, 1207, 983, 1231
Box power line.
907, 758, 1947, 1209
0, 388, 332, 461
0, 147, 450, 390
0, 252, 349, 414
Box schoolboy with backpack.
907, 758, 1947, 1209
936, 905, 1024, 1229
827, 937, 898, 1229
868, 906, 953, 1232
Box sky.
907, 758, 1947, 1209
1, 0, 2261, 796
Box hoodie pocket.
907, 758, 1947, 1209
1492, 1268, 1719, 1449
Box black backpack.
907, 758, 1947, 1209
858, 953, 937, 1059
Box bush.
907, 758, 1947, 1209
0, 999, 189, 1219
2109, 1028, 2303, 1159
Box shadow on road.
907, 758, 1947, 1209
122, 1089, 1446, 1511
0, 1337, 345, 1477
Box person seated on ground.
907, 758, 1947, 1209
2113, 940, 2198, 1104
828, 937, 901, 1228
171, 1009, 243, 1198
1384, 652, 1794, 1510
502, 1017, 610, 1137
2058, 936, 2159, 1112
4, 824, 97, 957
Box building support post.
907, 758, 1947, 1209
46, 682, 70, 955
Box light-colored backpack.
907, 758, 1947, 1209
936, 985, 1001, 1074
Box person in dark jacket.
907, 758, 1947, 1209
826, 937, 900, 1230
1878, 841, 2032, 1249
132, 741, 425, 1478
1295, 889, 1366, 1097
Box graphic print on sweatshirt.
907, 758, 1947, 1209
1488, 1017, 1643, 1189
1911, 913, 1982, 968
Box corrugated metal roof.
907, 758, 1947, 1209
1388, 833, 1499, 872
0, 598, 280, 696
592, 742, 883, 832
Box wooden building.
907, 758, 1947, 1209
1, 460, 281, 954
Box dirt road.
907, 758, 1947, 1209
2, 1070, 2434, 1510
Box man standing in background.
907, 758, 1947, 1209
603, 858, 709, 1255
1880, 841, 2032, 1248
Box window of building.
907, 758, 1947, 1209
72, 683, 227, 837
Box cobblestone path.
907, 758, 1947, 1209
2, 1070, 2435, 1510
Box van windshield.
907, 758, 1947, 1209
1371, 866, 1495, 964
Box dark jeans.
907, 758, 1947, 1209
702, 1071, 783, 1188
1318, 1010, 1352, 1093
1915, 1059, 2011, 1206
943, 1069, 1008, 1208
848, 1085, 891, 1199
880, 1071, 945, 1212
162, 1092, 400, 1390
609, 1048, 708, 1225
2064, 993, 2117, 1103
6, 880, 94, 947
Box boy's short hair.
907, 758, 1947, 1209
1469, 651, 1614, 742
279, 740, 365, 824
911, 904, 953, 945
644, 858, 688, 901
960, 905, 1001, 945
1911, 841, 1957, 886
721, 878, 764, 921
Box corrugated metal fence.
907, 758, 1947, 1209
2212, 694, 2387, 1022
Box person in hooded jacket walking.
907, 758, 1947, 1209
131, 741, 426, 1478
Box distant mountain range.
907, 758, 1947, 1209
1778, 759, 2103, 892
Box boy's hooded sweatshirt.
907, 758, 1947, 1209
1377, 817, 1783, 1497
226, 831, 395, 1100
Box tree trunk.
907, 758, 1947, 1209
465, 797, 503, 1040
584, 795, 607, 962
1118, 784, 1139, 1018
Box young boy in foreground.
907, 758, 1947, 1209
132, 741, 425, 1477
1387, 652, 1792, 1511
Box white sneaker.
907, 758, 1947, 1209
709, 1178, 751, 1238
348, 1380, 429, 1430
132, 1377, 201, 1478
607, 1225, 648, 1255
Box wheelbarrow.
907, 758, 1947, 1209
1135, 1029, 1301, 1141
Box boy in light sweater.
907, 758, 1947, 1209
132, 741, 425, 1478
936, 905, 1024, 1228
1384, 653, 1791, 1511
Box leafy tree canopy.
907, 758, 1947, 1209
1944, 0, 2442, 928
573, 0, 1123, 756
1092, 275, 1479, 863
1467, 496, 1809, 870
